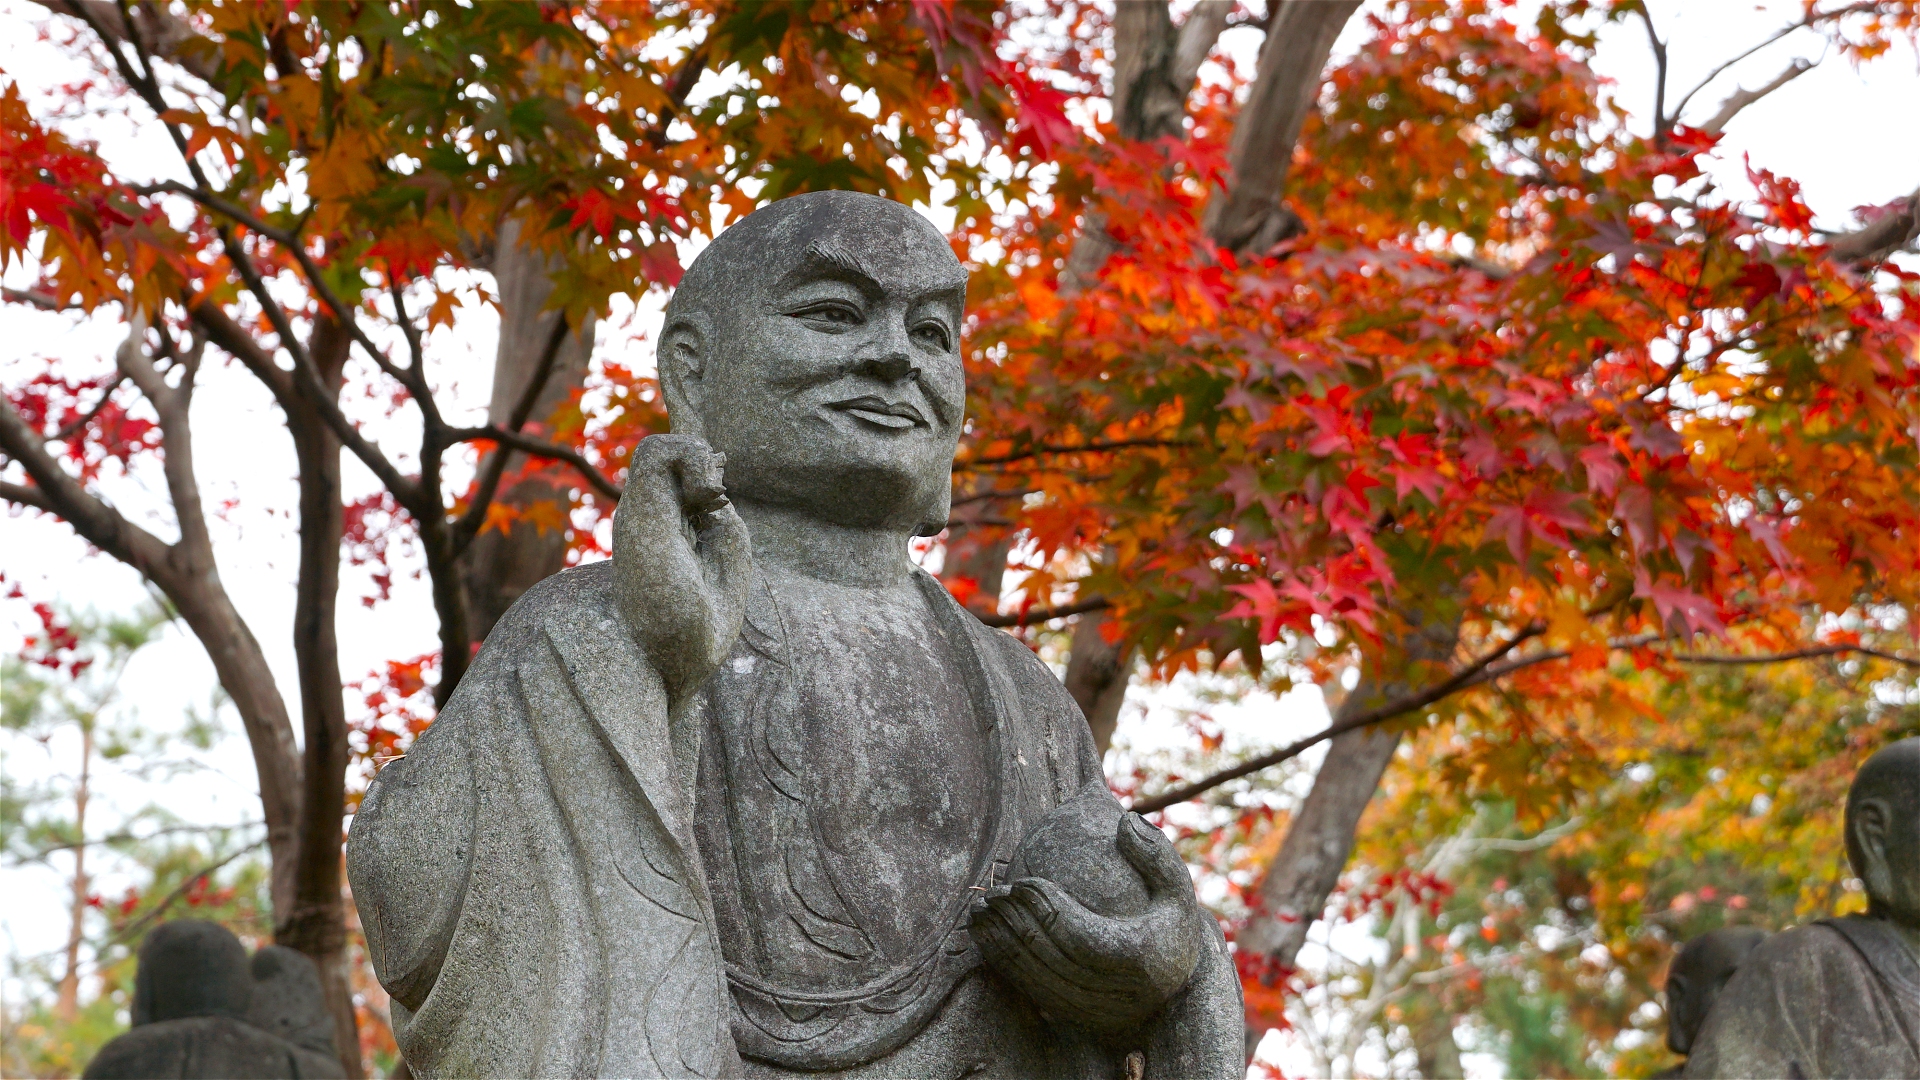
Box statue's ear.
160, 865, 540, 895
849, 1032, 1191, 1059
659, 309, 713, 441
1854, 797, 1896, 899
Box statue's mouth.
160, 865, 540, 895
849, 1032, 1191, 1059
827, 395, 926, 431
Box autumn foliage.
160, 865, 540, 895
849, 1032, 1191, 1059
7, 1, 1920, 1074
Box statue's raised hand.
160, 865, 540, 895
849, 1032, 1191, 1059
612, 434, 752, 701
969, 794, 1205, 1032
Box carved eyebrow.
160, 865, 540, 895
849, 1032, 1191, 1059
804, 239, 873, 280
776, 239, 882, 297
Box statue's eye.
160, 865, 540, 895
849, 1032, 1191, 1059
790, 302, 861, 327
913, 322, 951, 351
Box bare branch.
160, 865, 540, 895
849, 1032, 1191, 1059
40, 0, 219, 83
976, 597, 1111, 628
48, 374, 127, 441
448, 425, 622, 503
450, 313, 572, 550
0, 397, 178, 583
0, 479, 56, 512
959, 438, 1191, 468
1132, 632, 1920, 812
1630, 3, 1670, 135
1827, 186, 1920, 264
1131, 623, 1545, 813
1699, 57, 1813, 134
111, 314, 215, 554
3, 286, 68, 310
1667, 1, 1882, 122
134, 181, 296, 246
1673, 643, 1920, 668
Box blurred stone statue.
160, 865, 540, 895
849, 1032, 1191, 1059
1653, 926, 1765, 1078
347, 191, 1242, 1079
83, 921, 345, 1079
1685, 738, 1920, 1078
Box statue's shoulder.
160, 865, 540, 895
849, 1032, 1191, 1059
494, 560, 620, 639
970, 620, 1071, 702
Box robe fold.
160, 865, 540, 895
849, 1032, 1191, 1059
348, 560, 1242, 1079
1684, 916, 1920, 1079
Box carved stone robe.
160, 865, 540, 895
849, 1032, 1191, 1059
348, 561, 1240, 1079
1684, 916, 1920, 1079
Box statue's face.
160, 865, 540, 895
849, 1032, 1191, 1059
687, 207, 966, 533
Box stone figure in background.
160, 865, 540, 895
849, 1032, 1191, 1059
83, 921, 345, 1079
346, 190, 1242, 1079
1685, 738, 1920, 1079
1653, 927, 1766, 1078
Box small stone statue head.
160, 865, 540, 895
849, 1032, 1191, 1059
657, 190, 968, 538
1664, 926, 1766, 1055
130, 920, 252, 1025
1847, 737, 1920, 928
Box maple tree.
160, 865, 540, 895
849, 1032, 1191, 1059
940, 0, 1920, 1061
0, 2, 1056, 1071
8, 0, 1920, 1074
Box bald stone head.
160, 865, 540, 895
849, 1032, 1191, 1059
130, 921, 252, 1026
659, 190, 968, 538
1664, 926, 1766, 1055
1847, 737, 1920, 928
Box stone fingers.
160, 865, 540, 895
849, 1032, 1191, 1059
1116, 813, 1195, 899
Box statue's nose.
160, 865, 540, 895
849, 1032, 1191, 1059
855, 352, 917, 383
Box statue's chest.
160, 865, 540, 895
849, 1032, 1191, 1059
781, 590, 991, 884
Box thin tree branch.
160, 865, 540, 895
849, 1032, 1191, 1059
1131, 623, 1546, 813
447, 426, 622, 503
99, 839, 266, 952
112, 314, 214, 555
450, 313, 572, 551
0, 478, 56, 512
1673, 643, 1920, 668
960, 438, 1191, 468
1827, 185, 1920, 264
976, 597, 1111, 628
1631, 3, 1670, 136
3, 286, 67, 310
1132, 632, 1920, 812
1699, 57, 1814, 134
11, 820, 265, 862
47, 374, 127, 441
134, 180, 296, 246
1667, 2, 1876, 122
0, 398, 178, 583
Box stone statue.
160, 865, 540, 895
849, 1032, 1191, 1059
83, 921, 345, 1079
1685, 738, 1920, 1078
1653, 927, 1765, 1078
346, 190, 1242, 1079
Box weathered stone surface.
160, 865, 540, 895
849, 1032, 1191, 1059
1685, 739, 1920, 1078
83, 921, 344, 1080
347, 190, 1242, 1078
1664, 927, 1766, 1055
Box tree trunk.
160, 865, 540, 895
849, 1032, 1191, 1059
459, 220, 597, 647
280, 314, 362, 1077
1064, 615, 1131, 757
1237, 611, 1461, 1038
1055, 2, 1234, 740
56, 718, 93, 1023
1204, 0, 1361, 255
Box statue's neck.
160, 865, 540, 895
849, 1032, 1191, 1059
1864, 898, 1920, 957
735, 499, 917, 588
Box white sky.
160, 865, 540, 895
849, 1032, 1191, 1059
3, 3, 1916, 1074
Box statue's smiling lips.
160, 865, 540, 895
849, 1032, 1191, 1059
827, 395, 927, 431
